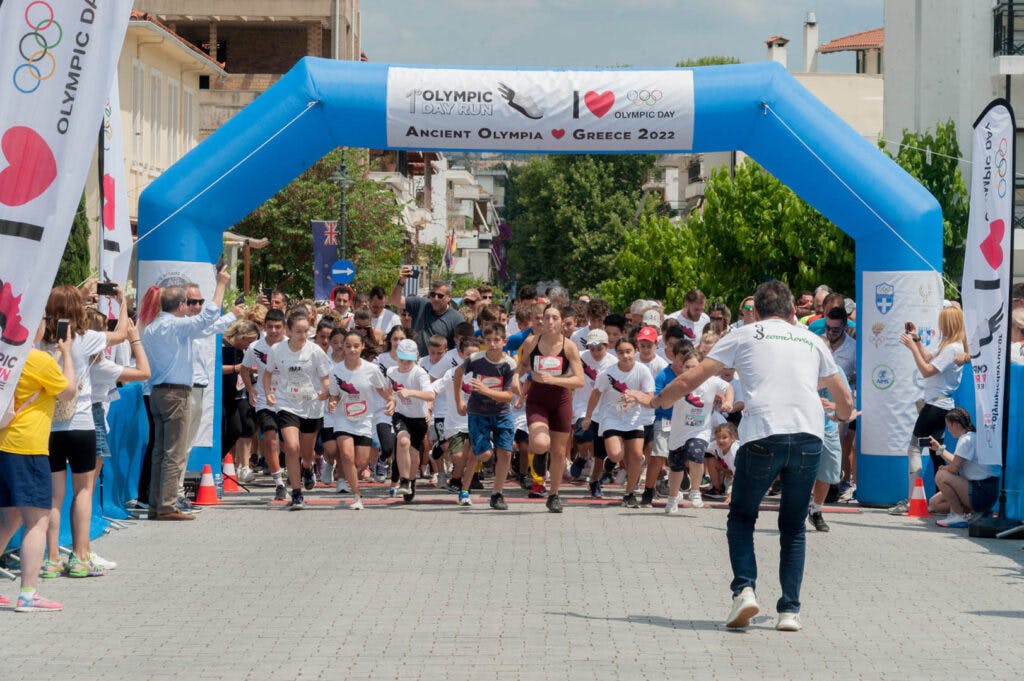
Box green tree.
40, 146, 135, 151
236, 148, 405, 296
54, 194, 92, 287
881, 120, 968, 297
505, 154, 659, 292
602, 160, 856, 312
675, 56, 741, 67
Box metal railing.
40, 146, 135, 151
994, 1, 1024, 55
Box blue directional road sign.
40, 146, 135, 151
330, 259, 356, 285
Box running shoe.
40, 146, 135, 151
490, 493, 508, 511
89, 552, 117, 570
621, 493, 639, 509
397, 480, 413, 496
726, 587, 759, 628
66, 553, 105, 578
274, 484, 288, 501
888, 499, 910, 516
447, 478, 462, 494
301, 466, 316, 491
470, 473, 484, 490
458, 491, 472, 506
519, 473, 532, 490
39, 559, 64, 579
336, 479, 351, 494
388, 486, 398, 498
569, 458, 586, 481
14, 592, 62, 613
936, 512, 970, 528
320, 462, 335, 485
664, 495, 680, 515
545, 494, 563, 513
361, 466, 372, 480
808, 511, 830, 532
528, 482, 547, 499
429, 473, 438, 487
373, 461, 388, 481
350, 497, 364, 511
688, 489, 705, 509
655, 478, 670, 497
640, 488, 655, 507
287, 491, 305, 511
402, 480, 416, 504
589, 480, 604, 499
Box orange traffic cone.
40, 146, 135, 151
908, 477, 929, 517
222, 454, 241, 493
194, 464, 221, 506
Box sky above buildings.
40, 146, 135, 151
361, 0, 883, 72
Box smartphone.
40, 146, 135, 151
216, 252, 226, 270
234, 294, 246, 305
56, 318, 70, 341
96, 282, 117, 296
905, 322, 914, 333
261, 287, 272, 299
917, 437, 931, 448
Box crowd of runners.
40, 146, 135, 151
222, 275, 869, 524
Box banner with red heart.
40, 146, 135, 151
0, 0, 132, 412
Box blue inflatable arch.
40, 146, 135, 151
139, 58, 942, 505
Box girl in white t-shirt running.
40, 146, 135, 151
372, 325, 409, 490
891, 307, 968, 515
263, 311, 332, 510
633, 349, 732, 513
328, 331, 393, 510
388, 339, 434, 500
582, 337, 654, 508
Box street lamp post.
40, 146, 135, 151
330, 151, 354, 260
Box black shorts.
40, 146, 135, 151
913, 404, 949, 441
237, 400, 256, 439
334, 431, 373, 448
393, 413, 428, 450
603, 429, 644, 441
514, 429, 530, 445
256, 409, 279, 434
275, 411, 323, 434
643, 424, 655, 446
49, 429, 97, 474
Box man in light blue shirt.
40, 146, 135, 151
143, 267, 230, 520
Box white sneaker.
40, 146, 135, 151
776, 612, 802, 631
397, 481, 413, 496
89, 552, 117, 570
321, 462, 336, 485
336, 479, 351, 494
689, 488, 704, 509
664, 495, 679, 514
350, 497, 364, 511
430, 473, 439, 486
725, 587, 760, 628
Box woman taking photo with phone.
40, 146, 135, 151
889, 306, 968, 516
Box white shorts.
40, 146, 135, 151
650, 418, 671, 458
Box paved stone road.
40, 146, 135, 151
3, 480, 1022, 681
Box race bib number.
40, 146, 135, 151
344, 400, 368, 419
534, 355, 563, 375
481, 376, 502, 389
615, 397, 632, 414
660, 418, 672, 432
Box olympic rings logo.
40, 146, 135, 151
996, 135, 1009, 198
626, 89, 663, 106
12, 1, 63, 95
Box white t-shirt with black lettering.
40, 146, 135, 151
591, 362, 655, 435
329, 359, 388, 438
265, 341, 332, 419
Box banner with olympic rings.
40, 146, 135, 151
98, 78, 133, 321
0, 0, 132, 412
386, 67, 694, 152
963, 99, 1016, 467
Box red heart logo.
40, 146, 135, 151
102, 174, 115, 231
0, 126, 57, 207
979, 218, 1005, 270
551, 129, 565, 139
584, 91, 615, 118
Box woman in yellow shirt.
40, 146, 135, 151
0, 325, 75, 612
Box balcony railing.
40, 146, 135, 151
994, 1, 1024, 55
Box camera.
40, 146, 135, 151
96, 282, 118, 296
917, 436, 931, 448
56, 318, 70, 342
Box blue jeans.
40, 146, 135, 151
726, 433, 821, 613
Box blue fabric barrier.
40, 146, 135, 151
1005, 364, 1023, 521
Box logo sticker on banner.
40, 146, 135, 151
0, 0, 133, 410
386, 67, 695, 152
874, 282, 894, 315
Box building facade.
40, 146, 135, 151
133, 1, 361, 139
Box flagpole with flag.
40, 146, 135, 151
961, 99, 1021, 536
443, 228, 455, 277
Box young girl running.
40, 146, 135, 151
373, 326, 411, 491
388, 339, 434, 499
516, 305, 584, 513
641, 349, 732, 513
583, 337, 654, 508
263, 310, 332, 510
328, 331, 394, 510
323, 328, 347, 491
